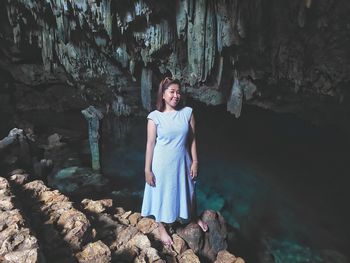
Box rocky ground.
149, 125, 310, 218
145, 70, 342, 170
0, 169, 244, 263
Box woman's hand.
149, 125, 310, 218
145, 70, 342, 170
190, 161, 198, 179
145, 171, 156, 187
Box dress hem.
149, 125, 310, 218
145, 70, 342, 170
140, 213, 190, 224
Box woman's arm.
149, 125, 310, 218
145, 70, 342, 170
189, 113, 198, 179
145, 119, 157, 186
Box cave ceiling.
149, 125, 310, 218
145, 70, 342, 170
0, 0, 349, 121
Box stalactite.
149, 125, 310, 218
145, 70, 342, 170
305, 0, 312, 8
41, 24, 54, 72
187, 0, 206, 85
216, 56, 224, 88
134, 20, 173, 65
227, 73, 243, 118
187, 0, 195, 23
115, 44, 130, 68
236, 6, 246, 39
203, 0, 216, 82
134, 0, 151, 18
215, 0, 239, 53
176, 0, 188, 39
111, 96, 132, 117
13, 24, 21, 45
298, 2, 306, 28
102, 0, 112, 39
141, 67, 152, 111
166, 52, 182, 80
241, 77, 257, 100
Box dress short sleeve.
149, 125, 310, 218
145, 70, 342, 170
185, 107, 193, 122
147, 111, 159, 125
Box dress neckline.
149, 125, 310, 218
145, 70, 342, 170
158, 107, 183, 114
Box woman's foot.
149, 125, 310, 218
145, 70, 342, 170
158, 223, 173, 246
197, 219, 208, 232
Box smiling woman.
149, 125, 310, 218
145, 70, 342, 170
141, 77, 208, 246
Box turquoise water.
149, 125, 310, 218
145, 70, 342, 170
102, 102, 350, 262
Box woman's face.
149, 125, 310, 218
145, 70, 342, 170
163, 83, 181, 109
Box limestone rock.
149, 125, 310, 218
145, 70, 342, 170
47, 133, 64, 149
176, 223, 203, 253
113, 225, 138, 249
128, 212, 141, 226
234, 257, 245, 263
0, 195, 15, 211
3, 248, 42, 263
113, 245, 139, 262
81, 199, 113, 214
23, 180, 49, 198
201, 210, 228, 261
0, 210, 25, 231
137, 218, 158, 234
76, 240, 111, 263
144, 247, 164, 263
0, 226, 37, 255
57, 209, 91, 250
214, 250, 237, 263
172, 234, 187, 255
126, 233, 151, 250
177, 249, 200, 263
10, 173, 29, 185
0, 177, 11, 195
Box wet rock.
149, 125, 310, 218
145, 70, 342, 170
81, 199, 113, 214
50, 166, 110, 196
177, 249, 200, 263
176, 222, 203, 253
47, 133, 65, 149
201, 210, 228, 261
76, 240, 111, 263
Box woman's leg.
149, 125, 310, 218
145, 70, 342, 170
158, 222, 173, 246
191, 192, 208, 232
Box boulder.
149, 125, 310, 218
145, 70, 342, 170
214, 250, 237, 263
137, 218, 158, 234
177, 249, 200, 263
176, 223, 203, 253
76, 240, 111, 263
81, 199, 113, 214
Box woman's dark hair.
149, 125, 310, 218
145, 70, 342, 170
156, 77, 181, 112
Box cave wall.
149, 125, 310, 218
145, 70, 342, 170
0, 0, 349, 118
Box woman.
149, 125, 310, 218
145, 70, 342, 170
141, 77, 208, 246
